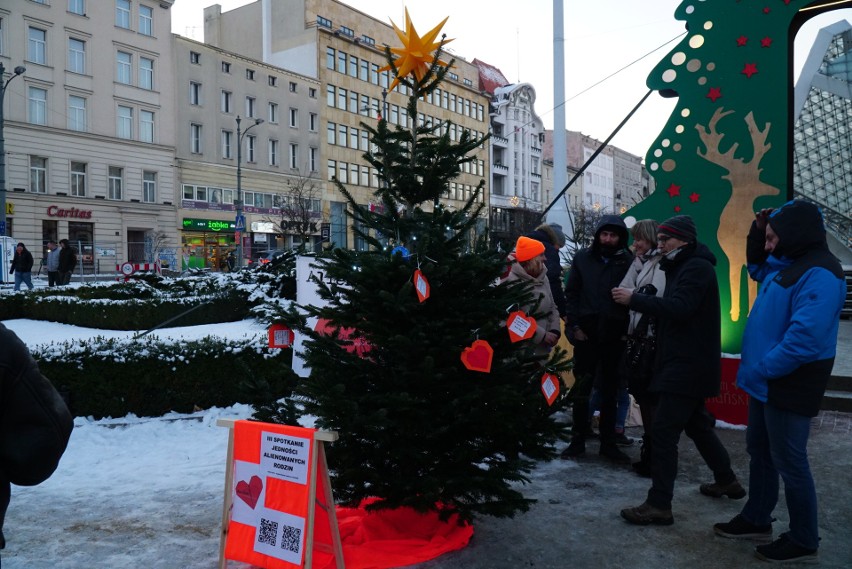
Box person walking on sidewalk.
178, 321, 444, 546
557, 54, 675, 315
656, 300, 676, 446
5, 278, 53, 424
45, 241, 60, 287
613, 215, 744, 525
9, 243, 34, 291
562, 215, 634, 463
714, 200, 845, 564
57, 239, 77, 286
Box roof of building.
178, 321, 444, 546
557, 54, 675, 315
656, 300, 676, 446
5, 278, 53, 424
472, 59, 510, 95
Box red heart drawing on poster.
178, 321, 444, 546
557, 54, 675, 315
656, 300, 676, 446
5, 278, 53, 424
235, 475, 263, 509
461, 339, 494, 373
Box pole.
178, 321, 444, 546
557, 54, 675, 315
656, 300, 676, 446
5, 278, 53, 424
0, 63, 26, 238
234, 115, 263, 269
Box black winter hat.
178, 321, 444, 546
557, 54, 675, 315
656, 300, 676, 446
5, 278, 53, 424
658, 215, 697, 243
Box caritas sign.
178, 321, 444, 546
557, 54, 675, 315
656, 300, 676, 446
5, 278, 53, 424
47, 205, 93, 219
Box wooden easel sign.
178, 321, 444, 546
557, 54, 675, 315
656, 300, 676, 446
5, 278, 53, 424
218, 419, 344, 569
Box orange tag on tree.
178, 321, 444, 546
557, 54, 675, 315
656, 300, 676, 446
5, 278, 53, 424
506, 310, 537, 343
414, 269, 430, 303
460, 339, 494, 373
541, 373, 560, 406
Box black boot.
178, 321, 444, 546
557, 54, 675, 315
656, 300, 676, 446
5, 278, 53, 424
632, 435, 651, 477
560, 435, 586, 458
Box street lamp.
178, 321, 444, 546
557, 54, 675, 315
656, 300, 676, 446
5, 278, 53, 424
0, 63, 26, 237
235, 115, 263, 268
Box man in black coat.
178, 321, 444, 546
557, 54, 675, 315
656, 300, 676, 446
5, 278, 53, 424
57, 239, 77, 286
562, 215, 633, 462
613, 215, 743, 525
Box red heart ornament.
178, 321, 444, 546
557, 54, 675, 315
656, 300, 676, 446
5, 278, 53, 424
461, 339, 494, 373
506, 310, 537, 343
235, 475, 263, 509
541, 373, 560, 406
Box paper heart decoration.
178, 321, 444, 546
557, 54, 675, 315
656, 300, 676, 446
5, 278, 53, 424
506, 310, 537, 343
461, 339, 494, 373
540, 373, 560, 406
235, 475, 263, 509
414, 269, 430, 303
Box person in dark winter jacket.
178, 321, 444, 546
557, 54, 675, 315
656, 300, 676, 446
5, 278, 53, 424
57, 239, 77, 286
614, 215, 742, 526
9, 243, 34, 291
714, 201, 845, 564
524, 223, 568, 319
562, 214, 633, 463
0, 323, 74, 558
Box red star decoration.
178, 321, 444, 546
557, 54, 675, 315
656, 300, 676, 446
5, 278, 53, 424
674, 205, 682, 213
783, 0, 792, 4
761, 37, 773, 48
742, 63, 759, 78
666, 183, 681, 198
763, 7, 771, 14
736, 36, 748, 47
689, 192, 701, 203
707, 87, 723, 102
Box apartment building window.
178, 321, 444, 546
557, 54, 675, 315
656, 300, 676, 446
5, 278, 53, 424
327, 159, 336, 181
360, 165, 370, 186
190, 123, 202, 153
246, 135, 256, 162
28, 27, 47, 64
221, 61, 230, 73
370, 63, 379, 85
349, 127, 358, 150
221, 90, 232, 113
361, 35, 375, 46
289, 107, 298, 128
326, 47, 335, 70
338, 124, 347, 147
317, 16, 332, 28
245, 96, 256, 117
289, 81, 297, 92
222, 130, 233, 159
139, 5, 153, 36
140, 110, 154, 142
348, 55, 357, 77
142, 171, 156, 203
190, 82, 201, 105
326, 85, 335, 107
70, 162, 86, 197
116, 0, 131, 29
190, 51, 200, 64
337, 87, 346, 110
68, 95, 87, 131
28, 87, 47, 125
289, 143, 298, 169
117, 51, 132, 84
69, 0, 85, 15
246, 69, 255, 80
336, 51, 346, 74
345, 91, 356, 113
360, 130, 368, 151
68, 38, 86, 74
30, 156, 47, 193
380, 70, 389, 89
309, 147, 317, 172
269, 139, 278, 166
359, 59, 369, 82
139, 57, 154, 89
309, 87, 316, 98
327, 122, 336, 145
340, 26, 354, 38
108, 166, 123, 200
309, 112, 317, 132
337, 162, 347, 183
117, 105, 133, 139
269, 75, 277, 87
268, 102, 278, 123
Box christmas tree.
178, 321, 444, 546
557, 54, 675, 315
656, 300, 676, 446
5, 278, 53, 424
294, 11, 571, 523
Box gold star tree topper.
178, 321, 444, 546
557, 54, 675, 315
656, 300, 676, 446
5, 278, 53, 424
379, 8, 453, 92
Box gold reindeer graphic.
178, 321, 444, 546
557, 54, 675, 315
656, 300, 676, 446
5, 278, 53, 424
695, 108, 781, 321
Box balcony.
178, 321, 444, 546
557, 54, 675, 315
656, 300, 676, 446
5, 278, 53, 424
531, 146, 542, 154
491, 134, 508, 147
492, 163, 509, 175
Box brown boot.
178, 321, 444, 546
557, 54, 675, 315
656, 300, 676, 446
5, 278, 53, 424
621, 501, 674, 526
700, 479, 746, 499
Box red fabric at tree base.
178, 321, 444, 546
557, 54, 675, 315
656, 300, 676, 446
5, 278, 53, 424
317, 498, 474, 569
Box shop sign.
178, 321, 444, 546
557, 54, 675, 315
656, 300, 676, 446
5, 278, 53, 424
182, 218, 236, 232
47, 205, 93, 219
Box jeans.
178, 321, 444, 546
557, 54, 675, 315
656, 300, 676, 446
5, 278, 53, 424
590, 386, 630, 431
647, 392, 736, 509
740, 398, 819, 550
13, 271, 33, 291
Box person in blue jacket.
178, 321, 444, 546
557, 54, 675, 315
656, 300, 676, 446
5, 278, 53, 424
714, 200, 845, 564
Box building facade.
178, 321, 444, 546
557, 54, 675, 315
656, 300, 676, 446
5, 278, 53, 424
203, 0, 490, 250
173, 35, 321, 269
1, 0, 179, 272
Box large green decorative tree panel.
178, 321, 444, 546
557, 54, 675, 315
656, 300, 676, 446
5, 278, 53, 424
628, 0, 831, 352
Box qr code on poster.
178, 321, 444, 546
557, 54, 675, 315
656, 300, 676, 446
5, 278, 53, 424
280, 524, 302, 553
258, 518, 278, 546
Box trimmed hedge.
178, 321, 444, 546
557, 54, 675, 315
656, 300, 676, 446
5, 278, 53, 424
34, 335, 298, 419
